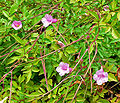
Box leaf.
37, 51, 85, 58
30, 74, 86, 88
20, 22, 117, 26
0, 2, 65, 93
105, 27, 111, 33
97, 99, 110, 103
66, 46, 78, 54
108, 73, 117, 82
10, 3, 18, 14
88, 11, 99, 20
32, 67, 39, 72
26, 69, 32, 84
11, 34, 24, 44
0, 27, 6, 32
18, 75, 25, 83
7, 56, 19, 65
59, 51, 63, 60
89, 43, 94, 54
112, 28, 120, 39
70, 0, 77, 3
105, 14, 111, 22
111, 0, 116, 11
2, 10, 12, 20
12, 81, 18, 88
110, 38, 120, 43
111, 19, 117, 26
117, 12, 120, 21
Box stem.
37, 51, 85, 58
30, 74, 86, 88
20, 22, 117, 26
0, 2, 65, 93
40, 47, 48, 89
9, 72, 12, 103
21, 2, 62, 21
52, 24, 67, 44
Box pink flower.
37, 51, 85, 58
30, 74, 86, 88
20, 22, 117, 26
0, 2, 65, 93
103, 5, 109, 11
11, 21, 22, 30
57, 41, 65, 47
41, 14, 57, 27
93, 67, 108, 85
56, 62, 72, 76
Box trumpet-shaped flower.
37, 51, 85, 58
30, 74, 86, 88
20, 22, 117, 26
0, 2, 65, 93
103, 5, 109, 11
11, 21, 22, 30
41, 14, 57, 27
93, 67, 108, 85
56, 62, 72, 76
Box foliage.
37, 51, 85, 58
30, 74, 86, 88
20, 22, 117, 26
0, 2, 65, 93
0, 0, 120, 102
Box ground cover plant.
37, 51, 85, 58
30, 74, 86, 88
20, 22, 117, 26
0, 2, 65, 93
0, 0, 120, 103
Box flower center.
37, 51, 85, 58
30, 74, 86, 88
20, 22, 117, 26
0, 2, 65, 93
14, 22, 20, 27
61, 65, 67, 70
98, 74, 105, 78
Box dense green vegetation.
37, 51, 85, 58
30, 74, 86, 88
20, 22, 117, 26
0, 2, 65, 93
0, 0, 120, 103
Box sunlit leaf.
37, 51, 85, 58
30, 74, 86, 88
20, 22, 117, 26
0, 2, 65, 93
117, 12, 120, 21
108, 73, 117, 82
112, 28, 120, 39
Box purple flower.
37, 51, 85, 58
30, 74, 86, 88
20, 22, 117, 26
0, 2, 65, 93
11, 21, 22, 30
41, 14, 57, 27
93, 67, 108, 85
56, 62, 72, 76
103, 5, 109, 11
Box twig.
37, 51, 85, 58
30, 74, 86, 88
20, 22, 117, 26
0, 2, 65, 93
28, 75, 81, 102
52, 24, 67, 44
21, 2, 62, 21
27, 26, 43, 54
40, 46, 48, 89
9, 72, 12, 103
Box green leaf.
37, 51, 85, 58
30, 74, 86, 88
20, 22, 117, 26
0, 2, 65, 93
111, 97, 117, 103
11, 34, 24, 44
26, 69, 32, 84
117, 12, 120, 21
12, 81, 18, 88
105, 14, 111, 22
70, 0, 77, 3
88, 11, 99, 20
2, 10, 12, 20
111, 0, 117, 11
66, 46, 78, 54
32, 67, 39, 72
7, 56, 19, 65
18, 75, 25, 83
105, 27, 111, 33
59, 51, 63, 60
110, 38, 120, 43
108, 73, 117, 82
111, 19, 117, 26
97, 99, 110, 103
89, 43, 94, 54
112, 28, 120, 39
10, 3, 18, 14
0, 27, 6, 32
29, 92, 41, 96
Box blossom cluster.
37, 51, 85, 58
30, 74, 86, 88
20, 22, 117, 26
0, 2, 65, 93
56, 63, 108, 85
11, 13, 108, 86
11, 14, 57, 30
